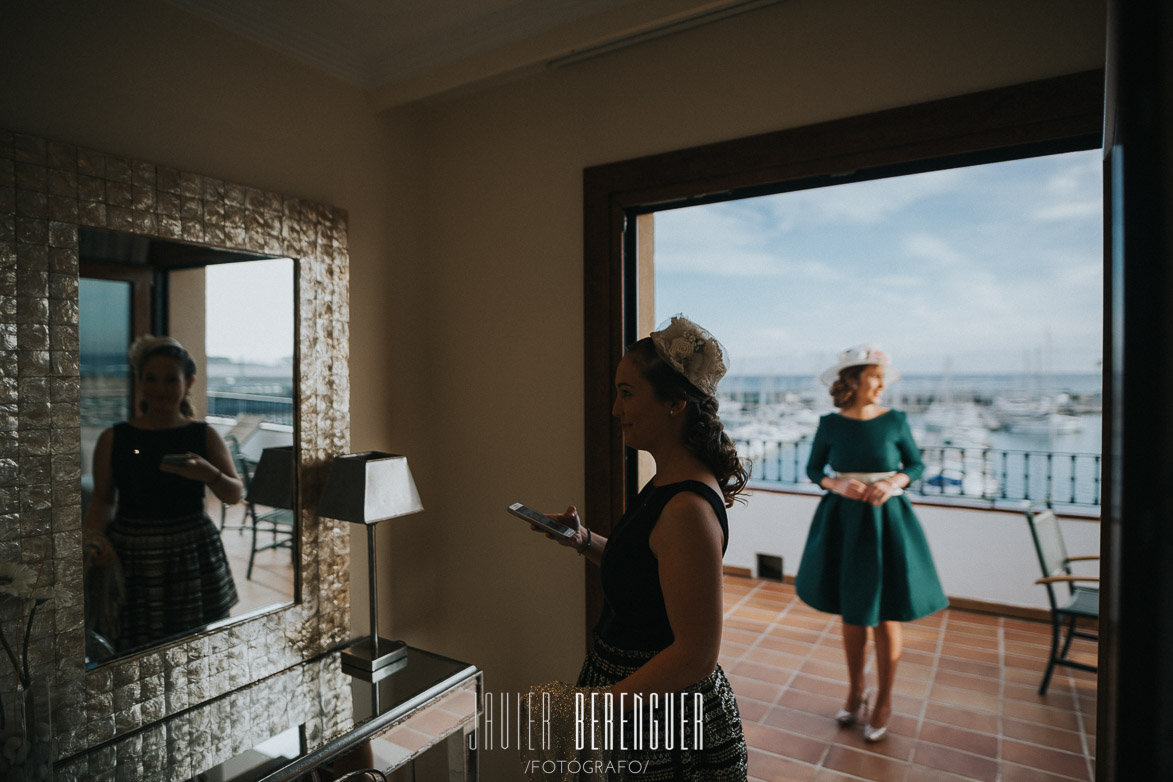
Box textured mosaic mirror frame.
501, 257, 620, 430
0, 128, 352, 758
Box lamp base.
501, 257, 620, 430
342, 651, 408, 683
341, 636, 408, 674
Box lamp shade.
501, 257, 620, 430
247, 446, 295, 509
317, 451, 423, 524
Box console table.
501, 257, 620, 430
56, 647, 481, 781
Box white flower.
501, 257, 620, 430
650, 315, 727, 396
0, 563, 37, 599
669, 337, 695, 362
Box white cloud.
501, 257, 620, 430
657, 206, 854, 282
1045, 154, 1101, 195
1034, 201, 1101, 221
1032, 154, 1103, 222
903, 233, 968, 267
765, 168, 966, 229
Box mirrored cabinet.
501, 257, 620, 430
56, 647, 481, 781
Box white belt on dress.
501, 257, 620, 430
834, 471, 904, 495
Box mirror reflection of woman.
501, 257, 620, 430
84, 335, 243, 652
795, 345, 948, 743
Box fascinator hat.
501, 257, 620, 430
819, 344, 901, 386
128, 334, 188, 375
649, 315, 727, 397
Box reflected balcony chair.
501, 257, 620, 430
219, 434, 255, 533
1024, 502, 1099, 695
244, 446, 297, 581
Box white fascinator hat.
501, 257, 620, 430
649, 315, 727, 397
818, 344, 901, 386
128, 334, 186, 375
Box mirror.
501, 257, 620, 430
0, 127, 353, 759
77, 227, 296, 664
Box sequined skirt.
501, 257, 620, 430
107, 512, 239, 651
576, 637, 748, 781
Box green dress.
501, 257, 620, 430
795, 410, 948, 626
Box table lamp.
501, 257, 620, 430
317, 451, 423, 679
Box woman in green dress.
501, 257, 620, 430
795, 345, 948, 743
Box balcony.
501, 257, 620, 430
721, 435, 1100, 779
738, 439, 1102, 513
727, 437, 1101, 614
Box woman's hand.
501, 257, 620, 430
84, 527, 118, 566
158, 452, 221, 485
826, 477, 867, 500
532, 505, 586, 549
89, 539, 118, 566
862, 479, 902, 506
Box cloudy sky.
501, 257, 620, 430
206, 257, 294, 363
654, 149, 1103, 377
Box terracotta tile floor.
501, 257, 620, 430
721, 576, 1097, 782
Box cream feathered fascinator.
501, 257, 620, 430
649, 315, 727, 397
128, 334, 186, 375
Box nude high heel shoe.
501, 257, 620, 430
863, 696, 888, 743
834, 703, 857, 726
835, 688, 870, 727
863, 722, 889, 743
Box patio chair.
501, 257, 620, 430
243, 447, 296, 580
248, 504, 295, 580
1024, 502, 1099, 695
219, 435, 254, 533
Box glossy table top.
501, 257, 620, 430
56, 646, 480, 782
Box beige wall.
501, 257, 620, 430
169, 267, 208, 416
2, 0, 1105, 779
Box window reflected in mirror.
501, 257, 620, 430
79, 278, 134, 430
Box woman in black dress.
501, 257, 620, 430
534, 316, 750, 781
84, 335, 243, 651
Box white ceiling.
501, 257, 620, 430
164, 0, 785, 109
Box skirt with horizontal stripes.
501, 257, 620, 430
107, 512, 239, 652
576, 636, 748, 781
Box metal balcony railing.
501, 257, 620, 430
207, 391, 295, 426
735, 437, 1101, 510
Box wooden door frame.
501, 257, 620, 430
582, 69, 1105, 662
1099, 0, 1173, 778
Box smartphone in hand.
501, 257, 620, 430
507, 502, 575, 539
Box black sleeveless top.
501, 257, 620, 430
595, 480, 730, 652
110, 421, 208, 520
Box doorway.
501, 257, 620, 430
582, 70, 1106, 776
